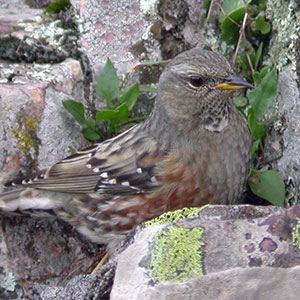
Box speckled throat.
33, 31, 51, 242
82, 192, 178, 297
202, 100, 231, 132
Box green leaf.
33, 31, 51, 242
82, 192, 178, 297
251, 139, 260, 156
85, 118, 98, 131
45, 0, 71, 14
247, 108, 266, 140
139, 60, 170, 67
236, 41, 256, 79
219, 0, 246, 23
250, 14, 271, 35
236, 56, 249, 78
120, 83, 140, 111
220, 15, 242, 45
96, 58, 120, 105
254, 42, 263, 71
219, 0, 247, 45
248, 170, 285, 207
82, 128, 101, 141
62, 100, 86, 127
247, 68, 277, 121
258, 0, 267, 10
96, 109, 120, 121
115, 103, 129, 121
252, 66, 272, 85
95, 104, 129, 122
252, 72, 261, 85
259, 66, 273, 78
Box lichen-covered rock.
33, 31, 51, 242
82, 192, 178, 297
110, 205, 300, 300
0, 58, 88, 185
70, 0, 158, 77
0, 0, 78, 63
263, 0, 300, 205
0, 216, 102, 300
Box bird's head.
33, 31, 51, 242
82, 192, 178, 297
155, 48, 253, 133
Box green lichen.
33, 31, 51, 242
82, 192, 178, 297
68, 146, 77, 154
12, 129, 36, 155
12, 117, 39, 157
144, 206, 208, 228
24, 117, 38, 131
292, 220, 300, 251
150, 226, 204, 283
3, 106, 13, 112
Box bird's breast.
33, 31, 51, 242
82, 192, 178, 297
155, 113, 251, 207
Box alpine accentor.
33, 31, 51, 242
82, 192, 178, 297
0, 48, 253, 250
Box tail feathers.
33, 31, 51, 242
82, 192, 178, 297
0, 188, 55, 212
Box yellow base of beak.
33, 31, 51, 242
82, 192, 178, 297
216, 83, 249, 90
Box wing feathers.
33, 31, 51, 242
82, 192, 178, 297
4, 125, 166, 196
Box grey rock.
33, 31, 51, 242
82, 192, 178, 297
120, 267, 300, 300
70, 0, 156, 76
40, 259, 116, 300
265, 65, 300, 203
0, 58, 88, 185
263, 0, 300, 204
0, 216, 101, 299
0, 0, 298, 299
0, 56, 93, 299
0, 0, 79, 63
110, 205, 300, 300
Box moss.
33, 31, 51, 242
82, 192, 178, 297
150, 226, 204, 283
144, 206, 208, 228
292, 220, 300, 251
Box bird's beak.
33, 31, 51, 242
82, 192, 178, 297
216, 75, 254, 90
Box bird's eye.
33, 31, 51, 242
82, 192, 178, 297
188, 76, 204, 88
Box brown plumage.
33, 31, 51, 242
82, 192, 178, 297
0, 48, 252, 250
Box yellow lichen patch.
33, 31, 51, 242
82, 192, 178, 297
68, 146, 77, 154
150, 226, 204, 283
12, 129, 36, 156
144, 206, 208, 228
24, 117, 38, 132
3, 106, 13, 112
12, 117, 39, 157
292, 220, 300, 251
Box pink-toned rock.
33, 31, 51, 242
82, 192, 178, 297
0, 58, 88, 186
110, 205, 300, 300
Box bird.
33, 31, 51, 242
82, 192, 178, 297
0, 48, 253, 251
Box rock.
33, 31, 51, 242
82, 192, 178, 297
110, 205, 300, 300
0, 0, 299, 299
0, 216, 101, 300
70, 0, 158, 76
116, 267, 300, 300
265, 65, 300, 204
0, 0, 78, 63
40, 258, 117, 300
0, 58, 88, 185
0, 0, 44, 35
0, 4, 92, 299
263, 0, 300, 204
